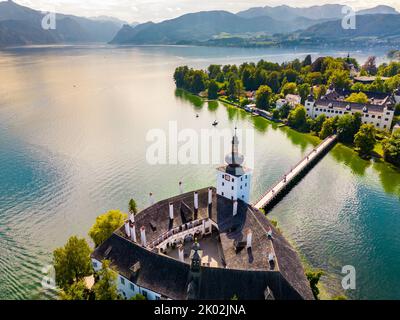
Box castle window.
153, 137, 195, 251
141, 290, 148, 298
240, 186, 242, 190
130, 283, 135, 291
231, 186, 234, 191
242, 195, 244, 199
120, 277, 125, 285
245, 183, 247, 187
222, 192, 224, 196
378, 116, 381, 119
222, 182, 224, 187
232, 178, 235, 182
385, 118, 389, 121
372, 115, 375, 118
384, 125, 387, 128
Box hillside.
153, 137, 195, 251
0, 0, 121, 46
110, 10, 321, 44
237, 4, 346, 20
300, 14, 400, 39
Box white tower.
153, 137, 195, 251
305, 87, 316, 118
216, 129, 252, 203
394, 87, 400, 104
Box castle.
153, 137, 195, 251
91, 131, 313, 300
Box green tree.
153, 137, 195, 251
310, 114, 326, 134
208, 64, 221, 79
256, 85, 273, 110
191, 70, 206, 94
128, 199, 138, 215
328, 70, 351, 90
320, 117, 337, 139
298, 83, 311, 103
279, 103, 291, 119
382, 129, 400, 167
306, 269, 324, 300
354, 124, 376, 156
281, 82, 297, 96
131, 294, 146, 300
302, 54, 312, 66
53, 236, 93, 290
345, 92, 368, 104
288, 105, 308, 132
272, 109, 280, 120
208, 79, 219, 99
337, 113, 362, 144
93, 260, 120, 300
59, 280, 92, 300
89, 210, 127, 247
227, 77, 241, 100
173, 66, 189, 88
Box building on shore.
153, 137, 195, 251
276, 94, 302, 110
91, 131, 314, 300
305, 86, 400, 130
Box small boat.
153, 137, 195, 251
196, 114, 199, 118
212, 120, 218, 126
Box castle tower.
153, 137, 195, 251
216, 129, 252, 203
305, 87, 316, 118
394, 87, 400, 104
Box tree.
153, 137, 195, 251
208, 79, 219, 99
173, 66, 189, 88
328, 70, 351, 90
362, 56, 377, 75
320, 117, 337, 139
207, 64, 221, 79
306, 269, 324, 300
279, 103, 291, 119
303, 54, 312, 67
89, 210, 127, 247
272, 109, 280, 120
256, 85, 273, 110
382, 129, 400, 167
345, 92, 368, 104
53, 236, 93, 290
131, 294, 146, 300
336, 113, 361, 144
227, 77, 241, 100
310, 114, 326, 134
59, 280, 92, 300
354, 124, 376, 156
191, 70, 206, 94
298, 83, 310, 104
93, 260, 120, 300
281, 82, 297, 96
128, 199, 138, 216
288, 105, 308, 132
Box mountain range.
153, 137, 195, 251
0, 0, 122, 45
0, 1, 400, 48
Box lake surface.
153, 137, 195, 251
0, 45, 399, 300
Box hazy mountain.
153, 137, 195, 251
237, 4, 346, 20
110, 10, 322, 44
300, 14, 400, 38
0, 0, 121, 46
90, 16, 128, 27
357, 5, 399, 15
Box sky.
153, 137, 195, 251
6, 0, 400, 23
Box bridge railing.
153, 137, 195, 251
254, 135, 337, 208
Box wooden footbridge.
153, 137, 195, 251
254, 135, 338, 211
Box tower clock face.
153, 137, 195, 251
225, 175, 231, 182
